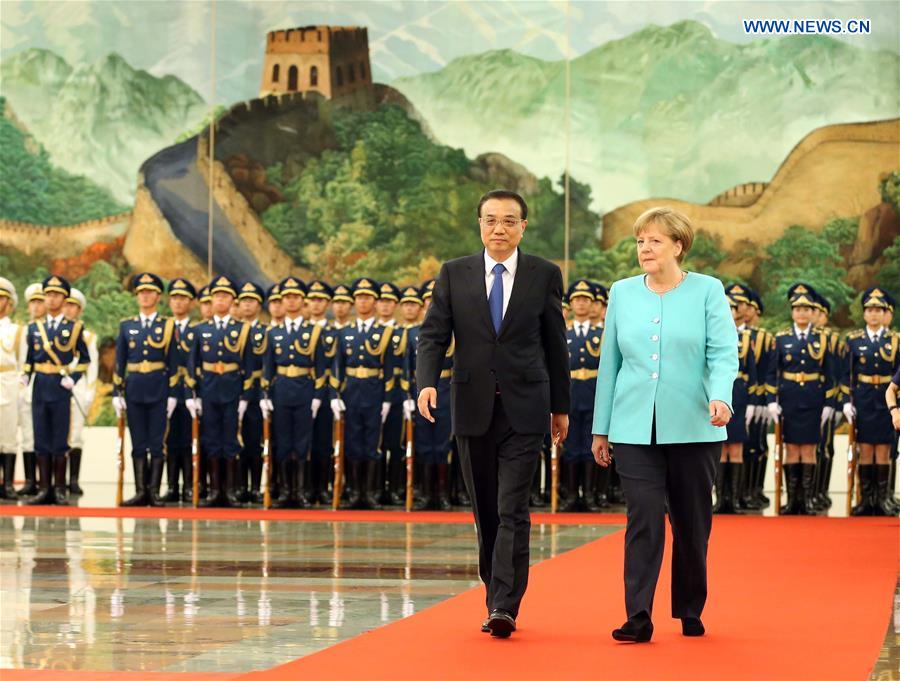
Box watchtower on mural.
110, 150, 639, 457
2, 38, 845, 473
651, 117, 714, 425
260, 26, 372, 99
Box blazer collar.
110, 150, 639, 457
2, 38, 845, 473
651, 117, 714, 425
465, 249, 535, 339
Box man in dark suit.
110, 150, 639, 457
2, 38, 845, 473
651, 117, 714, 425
417, 189, 570, 638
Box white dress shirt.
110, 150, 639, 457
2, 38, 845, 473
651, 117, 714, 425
484, 249, 519, 319
46, 313, 65, 330
139, 312, 158, 329
868, 326, 885, 343
284, 315, 303, 334
793, 323, 812, 340
572, 320, 591, 337
357, 317, 375, 334
213, 314, 230, 330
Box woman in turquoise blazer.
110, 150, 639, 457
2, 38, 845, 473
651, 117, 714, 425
591, 207, 738, 644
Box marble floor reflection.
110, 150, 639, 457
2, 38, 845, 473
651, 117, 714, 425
0, 516, 620, 673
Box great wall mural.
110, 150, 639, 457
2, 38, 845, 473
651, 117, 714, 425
2, 0, 899, 369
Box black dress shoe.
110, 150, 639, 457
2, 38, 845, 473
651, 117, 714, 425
612, 613, 653, 643
481, 619, 490, 633
486, 609, 516, 638
681, 617, 705, 637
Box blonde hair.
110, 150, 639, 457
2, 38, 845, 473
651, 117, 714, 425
633, 207, 694, 264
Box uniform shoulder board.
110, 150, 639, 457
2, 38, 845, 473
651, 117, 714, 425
775, 329, 791, 337
846, 330, 865, 339
188, 320, 200, 328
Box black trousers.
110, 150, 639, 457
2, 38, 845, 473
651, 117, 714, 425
613, 429, 718, 620
456, 395, 543, 619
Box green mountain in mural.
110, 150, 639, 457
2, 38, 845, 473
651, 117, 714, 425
0, 48, 206, 203
393, 20, 900, 212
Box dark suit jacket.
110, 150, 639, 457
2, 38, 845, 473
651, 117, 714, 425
416, 249, 570, 437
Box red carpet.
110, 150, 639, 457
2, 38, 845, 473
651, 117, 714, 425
241, 516, 898, 681
0, 505, 625, 526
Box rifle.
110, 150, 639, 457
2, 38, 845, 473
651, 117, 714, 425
550, 436, 560, 513
332, 414, 344, 510
115, 413, 126, 506
191, 413, 200, 508
404, 416, 414, 512
846, 419, 858, 516
774, 416, 784, 515
262, 414, 272, 509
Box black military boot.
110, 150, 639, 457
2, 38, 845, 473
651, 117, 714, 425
874, 464, 897, 517
851, 465, 873, 516
436, 463, 452, 511
799, 463, 817, 515
65, 448, 83, 496
781, 464, 799, 515
529, 463, 545, 507
17, 451, 38, 496
181, 453, 194, 504
561, 461, 581, 512
163, 453, 180, 502
273, 460, 294, 508
594, 463, 611, 508
311, 457, 331, 505
886, 462, 900, 515
26, 455, 54, 505
712, 461, 727, 514
122, 456, 149, 506
222, 458, 241, 507
820, 455, 834, 509
754, 455, 770, 507
235, 456, 250, 504
361, 460, 382, 510
201, 458, 224, 507
413, 464, 435, 510
249, 456, 264, 505
52, 456, 69, 506
582, 461, 601, 512
728, 462, 744, 514
0, 453, 17, 500
148, 458, 165, 507
295, 458, 311, 509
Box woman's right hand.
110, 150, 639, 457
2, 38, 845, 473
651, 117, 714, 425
592, 434, 612, 467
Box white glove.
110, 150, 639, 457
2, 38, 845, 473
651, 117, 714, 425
260, 398, 273, 419
20, 374, 30, 388
166, 396, 177, 418
60, 375, 75, 391
820, 406, 835, 428
754, 405, 766, 422
112, 396, 127, 418
403, 399, 416, 420
744, 405, 754, 430
381, 401, 391, 424
766, 402, 782, 422
832, 408, 844, 426
186, 398, 202, 419
311, 398, 321, 418
842, 402, 856, 424
238, 399, 248, 421
330, 398, 346, 419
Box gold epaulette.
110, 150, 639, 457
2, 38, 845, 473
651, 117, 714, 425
846, 329, 865, 339
775, 329, 791, 337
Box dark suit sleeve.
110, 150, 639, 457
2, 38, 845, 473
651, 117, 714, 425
416, 262, 454, 391
540, 265, 570, 414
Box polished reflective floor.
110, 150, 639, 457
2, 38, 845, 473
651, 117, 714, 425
0, 516, 619, 673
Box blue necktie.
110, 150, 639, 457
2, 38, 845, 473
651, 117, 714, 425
489, 263, 505, 334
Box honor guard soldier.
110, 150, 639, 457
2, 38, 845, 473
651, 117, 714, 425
589, 282, 608, 330
21, 275, 90, 505
266, 284, 284, 327
842, 288, 899, 516
237, 281, 267, 504
742, 288, 774, 509
16, 283, 45, 496
186, 276, 254, 507
63, 288, 98, 496
198, 286, 212, 321
164, 278, 196, 503
378, 282, 407, 505
113, 273, 179, 506
0, 278, 26, 499
306, 280, 339, 504
765, 283, 836, 514
260, 277, 331, 508
811, 291, 842, 510
332, 278, 396, 509
714, 285, 759, 514
562, 280, 604, 512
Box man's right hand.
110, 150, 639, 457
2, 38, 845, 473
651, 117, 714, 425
417, 387, 437, 423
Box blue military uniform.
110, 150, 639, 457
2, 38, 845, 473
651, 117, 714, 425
766, 283, 836, 514
114, 272, 179, 507
263, 277, 332, 508
236, 281, 266, 505
811, 291, 842, 511
378, 282, 408, 506
164, 277, 197, 504
560, 280, 603, 512
22, 275, 90, 505
842, 288, 899, 516
333, 278, 396, 509
307, 280, 340, 505
186, 275, 254, 507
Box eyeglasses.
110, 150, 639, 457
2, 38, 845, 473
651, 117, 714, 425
480, 217, 522, 229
